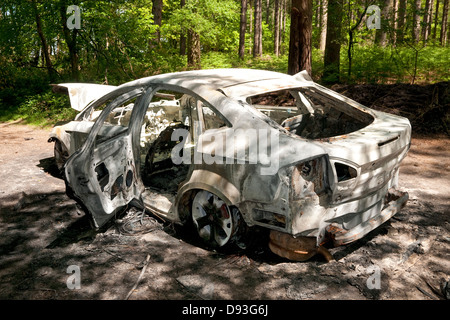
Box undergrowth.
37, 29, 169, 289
0, 45, 448, 128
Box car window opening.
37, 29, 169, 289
139, 91, 194, 195
247, 88, 374, 139
94, 97, 138, 145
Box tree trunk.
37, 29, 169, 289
32, 0, 54, 76
441, 0, 449, 45
396, 0, 407, 43
392, 0, 398, 45
413, 0, 422, 43
59, 0, 79, 81
422, 0, 434, 45
281, 0, 287, 52
288, 0, 312, 75
323, 0, 342, 83
248, 0, 253, 55
278, 0, 286, 54
427, 0, 434, 40
432, 0, 440, 40
319, 0, 327, 52
266, 0, 271, 25
180, 0, 186, 55
274, 0, 280, 56
375, 0, 392, 46
239, 0, 247, 59
152, 0, 163, 44
187, 29, 201, 69
253, 0, 263, 58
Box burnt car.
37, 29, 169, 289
49, 69, 411, 261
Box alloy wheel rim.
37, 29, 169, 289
192, 191, 233, 247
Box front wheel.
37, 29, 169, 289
54, 140, 69, 172
191, 190, 241, 248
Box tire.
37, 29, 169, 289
191, 190, 242, 248
54, 140, 69, 173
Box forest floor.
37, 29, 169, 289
0, 83, 449, 302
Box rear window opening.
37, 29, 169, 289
247, 88, 374, 139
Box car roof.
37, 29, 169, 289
122, 68, 313, 100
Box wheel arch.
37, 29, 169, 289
48, 126, 71, 154
174, 170, 241, 224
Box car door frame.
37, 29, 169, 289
64, 85, 149, 228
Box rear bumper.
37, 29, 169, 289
327, 188, 408, 245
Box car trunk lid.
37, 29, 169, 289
317, 110, 411, 203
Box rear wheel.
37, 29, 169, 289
191, 190, 240, 248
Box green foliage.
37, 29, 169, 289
0, 89, 76, 126
1, 0, 448, 126
164, 0, 239, 52
339, 45, 450, 84
242, 54, 289, 73
0, 64, 52, 117
202, 51, 238, 69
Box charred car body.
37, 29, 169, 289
49, 69, 411, 261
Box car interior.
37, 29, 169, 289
248, 88, 374, 139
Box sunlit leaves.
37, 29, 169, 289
165, 0, 240, 51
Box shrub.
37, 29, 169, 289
8, 90, 77, 127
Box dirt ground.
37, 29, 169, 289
0, 121, 449, 301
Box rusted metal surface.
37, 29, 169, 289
50, 68, 412, 261
269, 230, 334, 262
